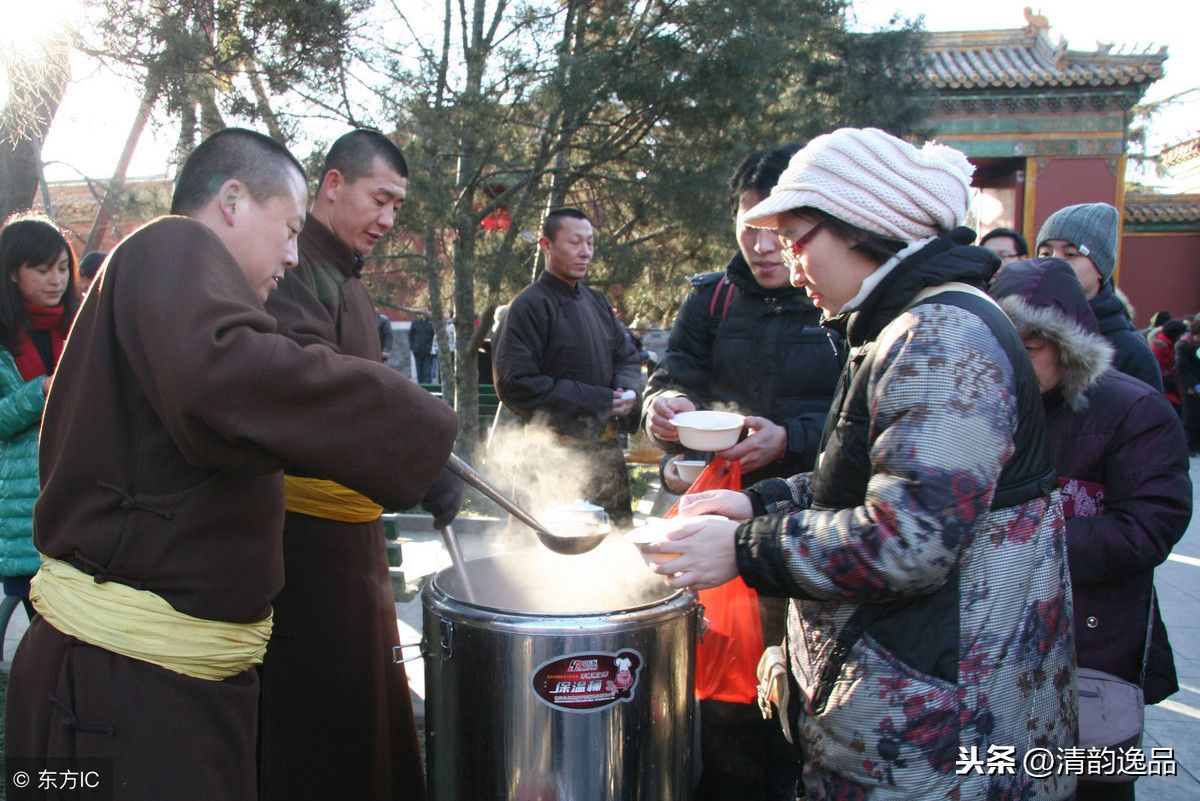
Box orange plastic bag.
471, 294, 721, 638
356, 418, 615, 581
665, 458, 763, 703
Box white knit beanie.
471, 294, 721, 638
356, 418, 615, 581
743, 128, 975, 241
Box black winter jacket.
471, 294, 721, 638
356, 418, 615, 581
1091, 287, 1163, 392
643, 253, 844, 485
408, 318, 434, 357
493, 271, 643, 439
1175, 336, 1200, 392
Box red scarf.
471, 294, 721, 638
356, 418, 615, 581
12, 302, 67, 381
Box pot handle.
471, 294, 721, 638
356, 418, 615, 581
392, 641, 428, 665
438, 618, 455, 660
696, 603, 708, 643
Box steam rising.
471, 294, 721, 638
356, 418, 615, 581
708, 400, 747, 416
451, 418, 673, 611
483, 421, 604, 533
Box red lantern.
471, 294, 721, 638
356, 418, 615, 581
481, 208, 511, 231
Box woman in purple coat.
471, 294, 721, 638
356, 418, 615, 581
991, 258, 1191, 800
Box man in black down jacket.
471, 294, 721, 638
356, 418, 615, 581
644, 147, 844, 490
1035, 202, 1163, 391
642, 146, 845, 801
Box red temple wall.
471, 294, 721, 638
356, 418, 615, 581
1028, 157, 1121, 240
1118, 233, 1200, 327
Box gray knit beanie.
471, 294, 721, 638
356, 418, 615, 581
1035, 203, 1119, 282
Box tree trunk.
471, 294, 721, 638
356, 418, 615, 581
424, 222, 454, 403
0, 137, 42, 222
445, 0, 494, 459
529, 0, 584, 281
0, 35, 70, 221
175, 101, 198, 166
85, 82, 159, 252
246, 64, 286, 143
198, 86, 225, 136
451, 220, 480, 456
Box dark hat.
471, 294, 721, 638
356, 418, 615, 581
1162, 319, 1187, 342
989, 257, 1112, 408
78, 250, 107, 280
1149, 310, 1172, 328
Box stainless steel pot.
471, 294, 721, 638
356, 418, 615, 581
422, 546, 699, 800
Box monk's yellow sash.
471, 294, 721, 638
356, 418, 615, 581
30, 556, 272, 681
283, 475, 383, 523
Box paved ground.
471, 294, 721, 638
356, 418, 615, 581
1138, 459, 1200, 798
3, 465, 1199, 795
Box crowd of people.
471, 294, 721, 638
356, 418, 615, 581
632, 131, 1190, 801
0, 122, 1191, 801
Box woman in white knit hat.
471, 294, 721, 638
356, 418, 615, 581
634, 128, 1077, 801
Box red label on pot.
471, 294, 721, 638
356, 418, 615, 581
531, 649, 643, 713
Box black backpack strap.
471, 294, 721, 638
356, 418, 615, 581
1138, 586, 1157, 688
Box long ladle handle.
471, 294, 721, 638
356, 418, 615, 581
444, 452, 557, 543
438, 524, 475, 603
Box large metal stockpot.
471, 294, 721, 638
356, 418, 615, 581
422, 545, 699, 801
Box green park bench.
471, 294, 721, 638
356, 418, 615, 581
381, 512, 406, 599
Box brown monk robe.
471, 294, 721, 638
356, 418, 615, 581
258, 215, 429, 801
5, 216, 457, 801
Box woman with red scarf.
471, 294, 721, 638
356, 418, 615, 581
0, 214, 80, 616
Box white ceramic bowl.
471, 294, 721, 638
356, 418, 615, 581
623, 515, 729, 568
674, 459, 707, 484
670, 410, 744, 451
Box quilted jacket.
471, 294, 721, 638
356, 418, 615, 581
737, 231, 1077, 801
0, 348, 45, 578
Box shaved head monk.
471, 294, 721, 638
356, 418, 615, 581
4, 128, 458, 801
258, 128, 459, 801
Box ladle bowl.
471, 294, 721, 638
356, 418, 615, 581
539, 500, 612, 555
537, 529, 608, 555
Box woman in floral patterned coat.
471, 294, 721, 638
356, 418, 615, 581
637, 129, 1077, 801
991, 258, 1190, 800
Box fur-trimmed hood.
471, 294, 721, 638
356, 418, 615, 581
990, 257, 1113, 409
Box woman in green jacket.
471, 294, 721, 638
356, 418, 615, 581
0, 214, 79, 614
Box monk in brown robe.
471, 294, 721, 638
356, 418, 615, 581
4, 128, 458, 801
258, 130, 457, 801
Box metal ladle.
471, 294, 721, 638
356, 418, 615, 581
445, 452, 606, 555
437, 524, 475, 603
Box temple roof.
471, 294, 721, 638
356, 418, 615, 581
921, 12, 1166, 92
1125, 193, 1200, 225
1162, 135, 1200, 168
